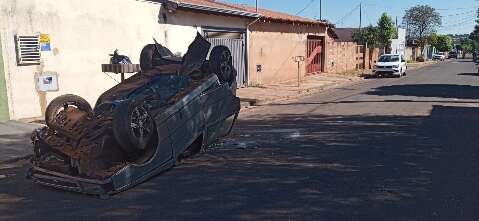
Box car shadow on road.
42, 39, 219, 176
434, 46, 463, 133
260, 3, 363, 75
366, 84, 479, 99
458, 73, 479, 77
1, 106, 479, 220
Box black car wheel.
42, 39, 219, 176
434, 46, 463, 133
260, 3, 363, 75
140, 44, 179, 71
112, 100, 156, 155
209, 46, 235, 85
45, 94, 92, 127
140, 44, 159, 71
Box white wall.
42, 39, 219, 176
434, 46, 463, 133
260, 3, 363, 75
391, 28, 406, 56
157, 9, 251, 54
0, 0, 249, 120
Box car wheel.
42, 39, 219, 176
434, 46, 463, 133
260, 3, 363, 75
45, 94, 92, 127
140, 44, 176, 71
112, 100, 157, 154
140, 44, 157, 71
209, 46, 235, 85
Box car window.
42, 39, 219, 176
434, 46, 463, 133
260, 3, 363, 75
378, 55, 400, 62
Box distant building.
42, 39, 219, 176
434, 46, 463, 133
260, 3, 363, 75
391, 28, 406, 56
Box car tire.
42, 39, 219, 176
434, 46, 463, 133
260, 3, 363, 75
112, 100, 157, 155
209, 46, 235, 85
140, 44, 157, 71
45, 94, 92, 127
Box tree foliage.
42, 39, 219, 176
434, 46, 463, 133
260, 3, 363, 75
352, 13, 396, 50
352, 25, 379, 48
469, 8, 479, 42
377, 13, 397, 49
429, 33, 453, 52
460, 38, 478, 54
403, 5, 442, 51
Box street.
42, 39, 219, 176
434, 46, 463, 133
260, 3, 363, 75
1, 60, 479, 220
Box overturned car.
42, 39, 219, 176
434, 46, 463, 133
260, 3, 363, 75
28, 34, 240, 196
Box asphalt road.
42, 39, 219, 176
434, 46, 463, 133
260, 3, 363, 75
1, 60, 479, 221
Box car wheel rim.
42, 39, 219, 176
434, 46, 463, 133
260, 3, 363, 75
130, 105, 153, 146
219, 51, 232, 79
221, 50, 231, 64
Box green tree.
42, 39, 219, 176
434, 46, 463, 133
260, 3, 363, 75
429, 33, 439, 47
430, 34, 453, 52
352, 25, 379, 48
469, 8, 479, 42
460, 38, 478, 58
377, 13, 397, 52
403, 5, 442, 55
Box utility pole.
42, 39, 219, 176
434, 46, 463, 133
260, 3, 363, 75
256, 0, 259, 12
319, 0, 322, 20
359, 1, 362, 31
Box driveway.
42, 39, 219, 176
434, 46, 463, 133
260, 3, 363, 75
1, 60, 478, 221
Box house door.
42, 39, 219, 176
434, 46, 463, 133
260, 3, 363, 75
357, 45, 365, 69
306, 38, 324, 74
207, 37, 247, 87
0, 35, 9, 121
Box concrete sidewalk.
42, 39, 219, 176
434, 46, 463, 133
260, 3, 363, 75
237, 72, 362, 107
237, 61, 439, 108
407, 60, 438, 70
0, 121, 43, 164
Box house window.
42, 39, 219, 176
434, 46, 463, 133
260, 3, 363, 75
15, 35, 41, 65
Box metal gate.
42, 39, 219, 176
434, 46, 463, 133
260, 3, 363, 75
306, 39, 323, 74
207, 38, 247, 87
357, 45, 365, 69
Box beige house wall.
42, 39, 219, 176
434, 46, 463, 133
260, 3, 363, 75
248, 22, 327, 85
0, 0, 250, 120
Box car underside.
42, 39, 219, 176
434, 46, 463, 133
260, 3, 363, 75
27, 33, 240, 197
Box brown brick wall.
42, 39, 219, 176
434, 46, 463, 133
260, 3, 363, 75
324, 35, 379, 73
326, 41, 359, 73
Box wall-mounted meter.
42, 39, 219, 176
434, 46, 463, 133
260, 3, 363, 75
35, 72, 59, 92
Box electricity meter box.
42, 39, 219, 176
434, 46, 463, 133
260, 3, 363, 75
35, 72, 59, 92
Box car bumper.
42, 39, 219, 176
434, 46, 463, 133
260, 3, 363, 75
373, 68, 401, 75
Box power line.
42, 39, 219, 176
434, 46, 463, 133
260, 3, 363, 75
443, 10, 476, 17
442, 16, 476, 26
438, 20, 476, 29
295, 0, 316, 15
336, 3, 361, 26
436, 7, 475, 11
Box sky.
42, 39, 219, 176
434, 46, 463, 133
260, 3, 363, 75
225, 0, 478, 35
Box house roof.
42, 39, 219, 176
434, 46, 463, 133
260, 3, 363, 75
334, 28, 358, 42
169, 0, 330, 25
171, 0, 261, 18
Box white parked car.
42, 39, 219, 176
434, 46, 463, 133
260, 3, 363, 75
373, 54, 407, 78
433, 52, 446, 61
